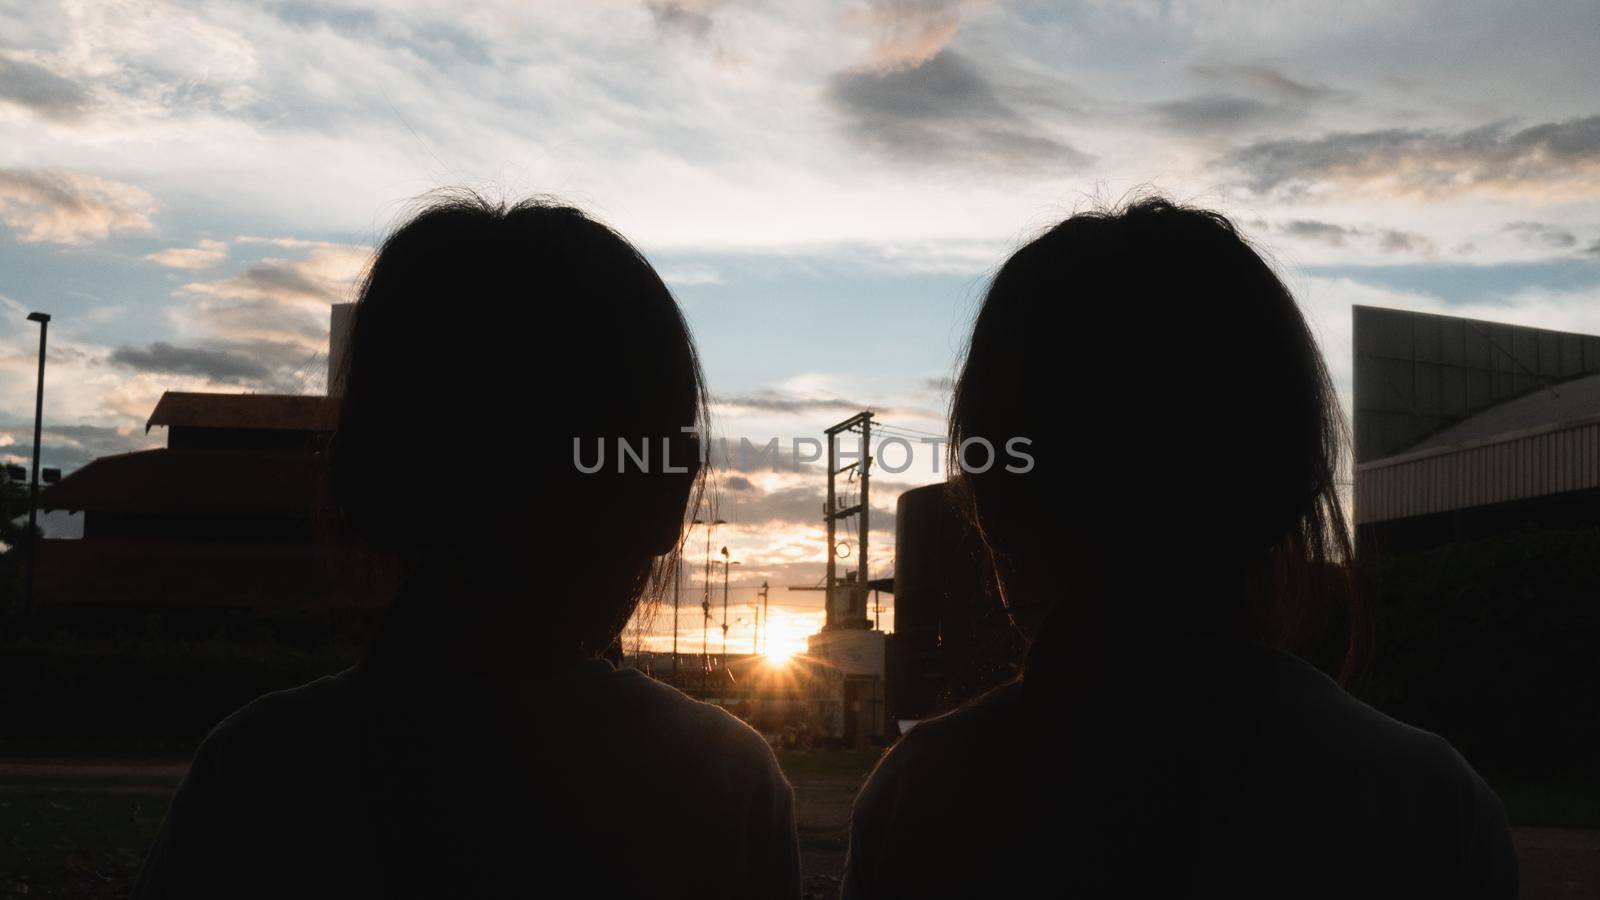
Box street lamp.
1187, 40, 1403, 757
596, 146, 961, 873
719, 547, 739, 664
690, 517, 726, 672
671, 552, 681, 677
23, 312, 49, 614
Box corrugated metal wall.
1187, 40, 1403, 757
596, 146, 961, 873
1353, 306, 1600, 464
1355, 418, 1600, 523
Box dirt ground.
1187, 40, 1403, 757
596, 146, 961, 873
789, 773, 859, 898
0, 759, 1594, 899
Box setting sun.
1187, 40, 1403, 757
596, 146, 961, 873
759, 610, 815, 667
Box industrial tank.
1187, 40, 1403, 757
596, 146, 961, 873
887, 483, 1023, 720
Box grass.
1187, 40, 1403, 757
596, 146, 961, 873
775, 749, 882, 780
0, 752, 1591, 900
0, 769, 180, 898
1495, 773, 1600, 829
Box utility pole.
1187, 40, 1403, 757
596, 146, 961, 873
703, 521, 712, 673
755, 580, 769, 654
822, 411, 873, 631
671, 553, 681, 677
825, 425, 836, 629
23, 312, 49, 615
858, 414, 870, 627
692, 516, 725, 674
719, 547, 737, 665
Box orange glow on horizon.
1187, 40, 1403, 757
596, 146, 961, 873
761, 612, 812, 664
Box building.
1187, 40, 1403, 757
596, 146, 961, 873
34, 304, 395, 610
1353, 305, 1600, 555
799, 412, 892, 746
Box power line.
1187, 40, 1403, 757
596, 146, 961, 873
874, 423, 945, 440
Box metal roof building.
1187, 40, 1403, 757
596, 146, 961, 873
1353, 306, 1600, 554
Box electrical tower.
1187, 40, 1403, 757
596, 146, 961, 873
824, 411, 874, 631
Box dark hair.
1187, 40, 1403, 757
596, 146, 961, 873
329, 192, 707, 654
949, 196, 1358, 682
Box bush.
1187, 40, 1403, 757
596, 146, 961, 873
1356, 527, 1600, 775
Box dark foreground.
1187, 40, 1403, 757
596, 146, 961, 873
0, 754, 1594, 899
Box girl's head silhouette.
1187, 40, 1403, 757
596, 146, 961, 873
950, 196, 1356, 681
331, 192, 706, 659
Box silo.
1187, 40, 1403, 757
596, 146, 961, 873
888, 482, 1022, 720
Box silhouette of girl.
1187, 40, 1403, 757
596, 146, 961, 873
843, 198, 1515, 898
133, 194, 800, 899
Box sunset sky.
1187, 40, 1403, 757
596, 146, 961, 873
0, 0, 1597, 653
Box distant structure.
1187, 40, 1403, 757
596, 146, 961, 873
1354, 305, 1600, 554
884, 483, 1022, 723
35, 303, 395, 609
799, 412, 890, 746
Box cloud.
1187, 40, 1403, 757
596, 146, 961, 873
1224, 115, 1600, 200
715, 390, 937, 419
105, 336, 321, 393
847, 0, 971, 73
826, 49, 1090, 171
108, 341, 279, 384
0, 56, 92, 121
1152, 94, 1289, 133
645, 1, 715, 42
1278, 219, 1435, 256
1188, 64, 1333, 104
0, 422, 154, 472
1374, 229, 1436, 256
714, 476, 899, 534
1282, 219, 1361, 247
659, 262, 722, 286
641, 0, 745, 66
716, 392, 871, 415
145, 238, 228, 269
1502, 221, 1578, 250
176, 239, 370, 348
1154, 65, 1338, 134
0, 168, 155, 244
48, 0, 259, 120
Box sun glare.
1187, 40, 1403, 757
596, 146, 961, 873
761, 615, 813, 668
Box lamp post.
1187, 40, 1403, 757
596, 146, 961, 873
671, 554, 681, 677
691, 517, 725, 673
756, 580, 769, 655
23, 312, 49, 614
719, 549, 739, 666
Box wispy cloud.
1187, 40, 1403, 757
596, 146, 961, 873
0, 168, 155, 244
1225, 115, 1600, 201
645, 0, 715, 41
1188, 64, 1334, 104
846, 0, 973, 73
174, 239, 369, 349
659, 262, 722, 286
0, 55, 93, 122
826, 49, 1089, 171
145, 238, 228, 269
715, 389, 937, 419
1278, 219, 1435, 257
1502, 221, 1578, 250
1153, 93, 1293, 133
107, 340, 294, 386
